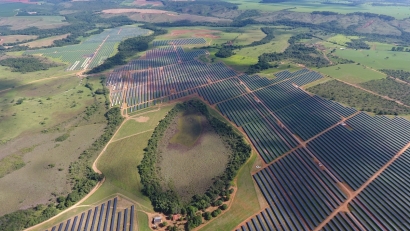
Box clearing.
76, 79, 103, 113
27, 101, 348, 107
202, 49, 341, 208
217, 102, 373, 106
22, 34, 70, 48
314, 63, 386, 84
158, 108, 230, 201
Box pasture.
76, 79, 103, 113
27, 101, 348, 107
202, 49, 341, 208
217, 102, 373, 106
0, 34, 37, 44
226, 0, 410, 19
314, 63, 386, 84
333, 48, 410, 71
22, 34, 70, 48
0, 16, 68, 30
0, 74, 107, 216
158, 108, 230, 201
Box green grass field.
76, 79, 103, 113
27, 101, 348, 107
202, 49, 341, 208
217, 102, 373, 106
314, 63, 386, 84
333, 49, 410, 71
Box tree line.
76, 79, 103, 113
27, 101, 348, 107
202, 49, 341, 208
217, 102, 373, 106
138, 100, 251, 230
0, 56, 59, 73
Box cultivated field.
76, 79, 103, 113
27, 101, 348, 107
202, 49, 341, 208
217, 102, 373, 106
158, 109, 230, 201
22, 34, 70, 48
0, 16, 68, 30
0, 34, 37, 44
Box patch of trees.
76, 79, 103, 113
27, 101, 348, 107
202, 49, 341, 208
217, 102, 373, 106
215, 46, 235, 58
360, 78, 410, 106
246, 33, 329, 74
87, 26, 166, 74
307, 79, 410, 115
391, 46, 410, 52
380, 69, 410, 83
138, 100, 250, 223
346, 39, 370, 49
0, 56, 58, 73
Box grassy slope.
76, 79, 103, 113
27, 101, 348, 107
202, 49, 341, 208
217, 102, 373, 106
314, 63, 386, 84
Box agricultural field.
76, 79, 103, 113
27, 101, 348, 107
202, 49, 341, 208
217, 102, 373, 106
314, 63, 386, 84
158, 109, 230, 201
0, 34, 37, 44
21, 34, 70, 48
25, 26, 149, 71
0, 16, 68, 30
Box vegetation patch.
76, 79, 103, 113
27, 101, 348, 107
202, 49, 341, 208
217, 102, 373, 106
138, 100, 251, 230
360, 78, 410, 106
0, 56, 59, 73
168, 111, 203, 147
307, 80, 410, 115
381, 69, 410, 83
0, 153, 25, 178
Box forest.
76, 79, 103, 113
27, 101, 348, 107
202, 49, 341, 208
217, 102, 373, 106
308, 80, 410, 115
138, 100, 251, 230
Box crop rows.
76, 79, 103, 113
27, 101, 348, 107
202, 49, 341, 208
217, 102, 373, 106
46, 198, 136, 231
196, 78, 247, 104
249, 148, 346, 231
308, 112, 410, 190
152, 38, 206, 46
242, 115, 299, 163
275, 96, 342, 141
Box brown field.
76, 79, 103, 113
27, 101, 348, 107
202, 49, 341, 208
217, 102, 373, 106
0, 16, 69, 30
133, 0, 163, 6
103, 12, 231, 24
157, 110, 230, 201
0, 35, 38, 45
102, 9, 170, 14
169, 29, 221, 38
22, 34, 70, 48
